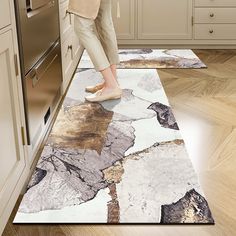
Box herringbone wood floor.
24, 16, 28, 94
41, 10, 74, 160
3, 50, 236, 236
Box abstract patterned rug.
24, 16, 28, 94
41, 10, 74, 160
78, 49, 207, 69
14, 69, 214, 224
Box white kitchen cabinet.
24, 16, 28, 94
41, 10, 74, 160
72, 28, 81, 61
0, 0, 11, 30
193, 1, 236, 41
0, 18, 28, 236
0, 1, 29, 234
112, 0, 135, 39
113, 0, 236, 47
0, 29, 26, 221
137, 0, 193, 39
59, 0, 73, 43
61, 27, 74, 84
59, 0, 84, 93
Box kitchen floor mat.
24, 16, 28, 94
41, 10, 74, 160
14, 69, 214, 224
78, 49, 207, 69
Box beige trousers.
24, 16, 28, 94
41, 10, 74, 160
74, 0, 120, 71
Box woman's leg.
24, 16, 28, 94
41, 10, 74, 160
74, 14, 119, 94
95, 0, 120, 82
110, 64, 118, 81
74, 14, 109, 72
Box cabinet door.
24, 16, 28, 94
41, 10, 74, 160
71, 15, 82, 60
138, 0, 193, 39
59, 0, 73, 43
0, 0, 11, 30
0, 30, 26, 218
72, 30, 82, 61
61, 34, 74, 85
112, 0, 135, 39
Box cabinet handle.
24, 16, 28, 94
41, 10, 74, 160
21, 126, 26, 146
209, 30, 214, 34
68, 45, 73, 59
66, 10, 72, 24
117, 0, 120, 18
14, 54, 19, 76
210, 13, 214, 17
64, 11, 68, 18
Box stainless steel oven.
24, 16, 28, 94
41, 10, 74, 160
14, 0, 63, 147
16, 0, 60, 74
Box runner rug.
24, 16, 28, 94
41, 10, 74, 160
78, 49, 207, 69
14, 69, 214, 224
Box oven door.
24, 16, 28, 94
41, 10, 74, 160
15, 0, 60, 74
25, 40, 62, 146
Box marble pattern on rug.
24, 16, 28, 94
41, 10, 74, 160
17, 104, 135, 213
14, 69, 213, 224
103, 140, 213, 223
78, 49, 207, 69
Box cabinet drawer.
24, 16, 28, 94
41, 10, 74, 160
195, 0, 236, 7
61, 34, 74, 81
0, 0, 11, 30
194, 24, 236, 39
59, 0, 73, 42
195, 8, 236, 23
72, 31, 81, 59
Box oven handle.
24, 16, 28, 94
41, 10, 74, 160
28, 43, 59, 87
30, 0, 54, 10
27, 0, 55, 18
32, 53, 58, 87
